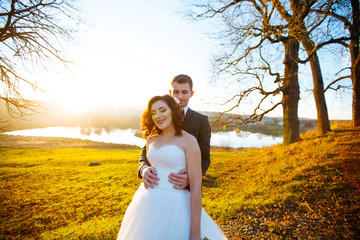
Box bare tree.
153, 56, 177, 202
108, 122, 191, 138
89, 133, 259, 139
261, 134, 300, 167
188, 0, 357, 142
349, 0, 360, 126
0, 0, 81, 120
187, 0, 301, 144
311, 0, 360, 127
273, 0, 331, 135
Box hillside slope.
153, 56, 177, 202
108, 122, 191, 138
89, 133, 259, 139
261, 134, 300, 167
210, 126, 360, 239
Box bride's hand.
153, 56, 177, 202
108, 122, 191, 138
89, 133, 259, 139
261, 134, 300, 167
168, 168, 189, 189
142, 166, 159, 189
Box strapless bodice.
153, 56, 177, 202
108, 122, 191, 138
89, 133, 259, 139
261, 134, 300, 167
118, 144, 228, 240
147, 144, 186, 191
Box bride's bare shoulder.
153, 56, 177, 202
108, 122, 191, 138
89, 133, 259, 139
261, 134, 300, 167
181, 130, 197, 143
147, 135, 159, 145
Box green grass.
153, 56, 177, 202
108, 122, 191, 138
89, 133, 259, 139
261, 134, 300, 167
0, 148, 140, 239
1, 125, 360, 239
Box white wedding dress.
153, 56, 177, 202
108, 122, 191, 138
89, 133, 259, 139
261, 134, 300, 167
117, 144, 227, 240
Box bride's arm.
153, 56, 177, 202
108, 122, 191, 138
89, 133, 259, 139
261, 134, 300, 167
185, 135, 202, 240
141, 138, 159, 189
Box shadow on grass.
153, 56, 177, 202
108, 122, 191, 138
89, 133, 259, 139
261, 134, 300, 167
203, 174, 219, 188
221, 162, 360, 239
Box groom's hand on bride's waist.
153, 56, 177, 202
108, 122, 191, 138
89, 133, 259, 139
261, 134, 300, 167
141, 166, 159, 189
168, 169, 189, 190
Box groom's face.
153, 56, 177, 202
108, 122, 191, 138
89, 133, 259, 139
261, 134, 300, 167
170, 82, 194, 109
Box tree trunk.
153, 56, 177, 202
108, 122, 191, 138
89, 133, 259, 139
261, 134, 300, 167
351, 46, 360, 127
350, 0, 360, 127
282, 37, 300, 145
301, 34, 331, 134
289, 0, 330, 134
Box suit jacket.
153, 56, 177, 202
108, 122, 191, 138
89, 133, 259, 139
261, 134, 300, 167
138, 108, 211, 178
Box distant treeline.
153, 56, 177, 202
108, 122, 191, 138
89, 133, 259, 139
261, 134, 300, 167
209, 117, 319, 137
0, 102, 349, 137
1, 112, 142, 132
0, 101, 143, 132
3, 112, 317, 138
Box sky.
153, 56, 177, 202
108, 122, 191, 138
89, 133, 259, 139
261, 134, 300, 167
28, 0, 352, 120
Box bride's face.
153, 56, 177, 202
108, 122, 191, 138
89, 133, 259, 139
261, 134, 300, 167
151, 100, 173, 130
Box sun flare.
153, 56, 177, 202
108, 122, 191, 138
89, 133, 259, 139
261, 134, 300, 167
60, 96, 95, 113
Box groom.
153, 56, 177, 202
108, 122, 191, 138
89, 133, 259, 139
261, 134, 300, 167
138, 74, 211, 189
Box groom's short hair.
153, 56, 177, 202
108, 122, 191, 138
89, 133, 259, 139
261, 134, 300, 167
171, 74, 193, 91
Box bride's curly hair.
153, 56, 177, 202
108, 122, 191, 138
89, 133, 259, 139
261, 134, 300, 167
141, 95, 184, 139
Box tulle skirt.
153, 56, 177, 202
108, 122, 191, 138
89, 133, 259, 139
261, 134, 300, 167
117, 183, 227, 240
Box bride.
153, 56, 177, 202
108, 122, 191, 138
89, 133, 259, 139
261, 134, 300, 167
117, 95, 227, 240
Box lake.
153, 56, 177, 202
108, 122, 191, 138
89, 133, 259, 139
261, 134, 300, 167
5, 127, 283, 148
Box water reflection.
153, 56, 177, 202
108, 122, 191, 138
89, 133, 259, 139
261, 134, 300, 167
5, 127, 283, 148
79, 126, 113, 136
210, 131, 282, 148
6, 127, 145, 147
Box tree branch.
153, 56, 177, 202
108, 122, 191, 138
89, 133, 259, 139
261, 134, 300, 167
324, 75, 351, 92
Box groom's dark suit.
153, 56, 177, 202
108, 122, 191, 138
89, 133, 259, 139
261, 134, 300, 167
138, 108, 211, 178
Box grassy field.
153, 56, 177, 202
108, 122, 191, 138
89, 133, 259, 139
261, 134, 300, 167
1, 124, 360, 239
0, 148, 141, 239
